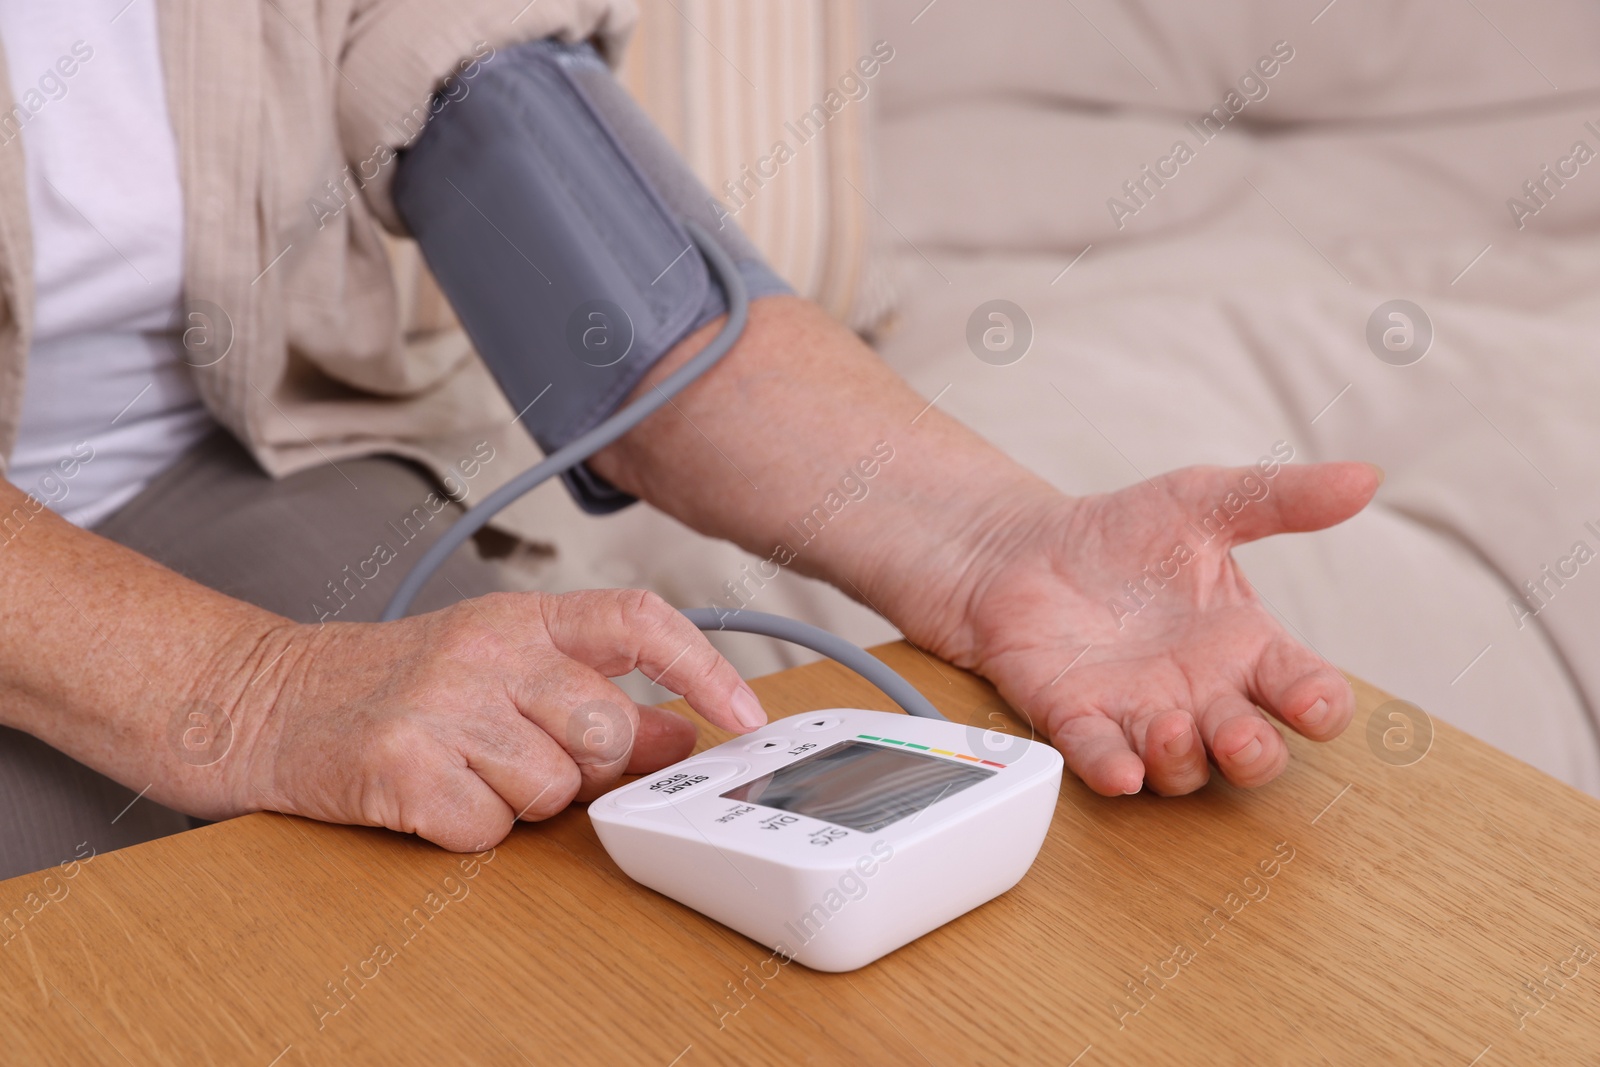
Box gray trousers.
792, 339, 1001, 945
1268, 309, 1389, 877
0, 431, 512, 881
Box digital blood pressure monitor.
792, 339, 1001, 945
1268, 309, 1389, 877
589, 709, 1062, 971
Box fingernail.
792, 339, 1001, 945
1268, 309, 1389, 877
1163, 730, 1193, 758
1300, 698, 1329, 727
1368, 462, 1386, 487
1123, 781, 1143, 795
1233, 737, 1264, 766
730, 685, 766, 730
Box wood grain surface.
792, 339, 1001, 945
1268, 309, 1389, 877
2, 643, 1597, 1066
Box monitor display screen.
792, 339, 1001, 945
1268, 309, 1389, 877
722, 739, 995, 833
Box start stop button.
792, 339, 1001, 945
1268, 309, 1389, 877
610, 758, 749, 810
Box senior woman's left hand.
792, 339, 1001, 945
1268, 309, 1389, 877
871, 461, 1381, 796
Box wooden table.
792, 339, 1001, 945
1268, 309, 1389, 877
3, 644, 1598, 1065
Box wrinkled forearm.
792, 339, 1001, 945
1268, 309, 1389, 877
587, 295, 1061, 642
0, 480, 296, 817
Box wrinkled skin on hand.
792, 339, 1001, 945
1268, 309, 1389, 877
904, 462, 1381, 796
235, 589, 766, 851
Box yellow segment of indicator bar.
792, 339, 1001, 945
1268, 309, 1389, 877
929, 748, 955, 756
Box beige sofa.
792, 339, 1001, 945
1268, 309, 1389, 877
465, 0, 1600, 794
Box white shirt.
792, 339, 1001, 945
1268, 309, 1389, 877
0, 1, 213, 528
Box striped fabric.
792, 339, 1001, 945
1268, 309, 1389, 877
616, 0, 894, 332
385, 0, 893, 343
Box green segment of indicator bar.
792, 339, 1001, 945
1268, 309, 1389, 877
857, 734, 928, 751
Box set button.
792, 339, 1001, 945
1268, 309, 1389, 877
745, 737, 788, 754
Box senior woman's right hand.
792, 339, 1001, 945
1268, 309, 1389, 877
224, 589, 767, 852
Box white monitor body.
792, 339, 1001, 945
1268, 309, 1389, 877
588, 709, 1063, 971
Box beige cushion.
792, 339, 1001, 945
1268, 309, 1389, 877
876, 0, 1600, 121
872, 0, 1600, 255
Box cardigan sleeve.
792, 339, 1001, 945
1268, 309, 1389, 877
335, 0, 637, 232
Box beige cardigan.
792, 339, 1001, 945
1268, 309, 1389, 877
0, 0, 635, 498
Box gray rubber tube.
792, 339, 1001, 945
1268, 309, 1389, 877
382, 221, 946, 721
679, 608, 945, 721
380, 220, 745, 624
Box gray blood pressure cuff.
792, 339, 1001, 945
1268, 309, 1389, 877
393, 39, 791, 513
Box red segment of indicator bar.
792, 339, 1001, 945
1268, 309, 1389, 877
980, 760, 1007, 768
